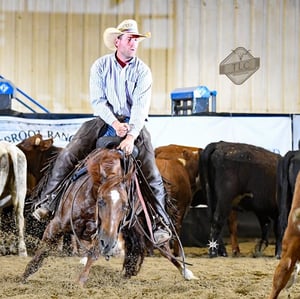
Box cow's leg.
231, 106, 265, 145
22, 218, 63, 282
253, 215, 270, 257
13, 196, 27, 257
228, 210, 240, 256
209, 221, 227, 257
209, 204, 229, 258
273, 215, 281, 259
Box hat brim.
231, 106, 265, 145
103, 27, 150, 51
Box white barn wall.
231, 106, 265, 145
0, 0, 299, 115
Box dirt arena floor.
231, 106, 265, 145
1, 239, 300, 299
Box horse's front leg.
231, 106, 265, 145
77, 253, 96, 287
22, 242, 49, 282
22, 218, 62, 282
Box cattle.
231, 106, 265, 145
200, 141, 281, 258
268, 171, 300, 299
155, 144, 243, 257
15, 134, 76, 254
154, 144, 201, 256
17, 134, 62, 197
276, 150, 300, 259
0, 141, 27, 256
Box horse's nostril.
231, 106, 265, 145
100, 239, 106, 248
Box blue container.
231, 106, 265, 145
170, 85, 216, 115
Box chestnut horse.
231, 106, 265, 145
268, 171, 300, 299
22, 147, 197, 286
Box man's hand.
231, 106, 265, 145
119, 134, 135, 155
112, 120, 130, 137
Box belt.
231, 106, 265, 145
116, 115, 130, 122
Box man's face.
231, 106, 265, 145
116, 33, 140, 61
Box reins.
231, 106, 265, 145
130, 154, 191, 268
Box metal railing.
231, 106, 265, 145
0, 75, 50, 113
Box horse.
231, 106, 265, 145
0, 141, 27, 257
268, 171, 300, 299
22, 145, 197, 286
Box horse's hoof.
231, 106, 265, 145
182, 268, 199, 280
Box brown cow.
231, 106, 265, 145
155, 144, 201, 256
17, 134, 62, 196
268, 171, 300, 299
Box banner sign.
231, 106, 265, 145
0, 116, 92, 147
0, 115, 293, 155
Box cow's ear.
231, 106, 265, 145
41, 138, 54, 151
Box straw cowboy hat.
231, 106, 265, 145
103, 19, 151, 51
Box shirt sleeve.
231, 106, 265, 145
89, 58, 117, 126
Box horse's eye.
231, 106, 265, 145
98, 199, 105, 207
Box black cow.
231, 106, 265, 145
200, 141, 281, 258
276, 150, 300, 259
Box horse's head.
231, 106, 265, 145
87, 148, 134, 257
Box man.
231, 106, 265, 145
33, 19, 171, 245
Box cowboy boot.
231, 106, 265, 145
149, 180, 172, 245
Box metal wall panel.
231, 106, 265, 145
0, 0, 299, 114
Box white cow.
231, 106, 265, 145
0, 141, 27, 256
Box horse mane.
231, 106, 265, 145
86, 148, 135, 194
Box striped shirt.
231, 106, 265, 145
89, 53, 152, 139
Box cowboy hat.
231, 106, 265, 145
103, 19, 151, 51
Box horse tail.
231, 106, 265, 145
0, 147, 9, 197
199, 142, 218, 221
277, 151, 295, 239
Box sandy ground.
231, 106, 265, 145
1, 240, 300, 299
